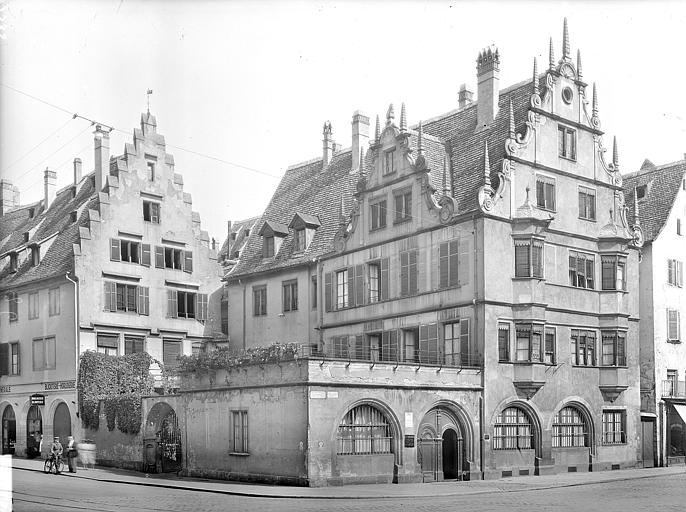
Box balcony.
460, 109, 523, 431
512, 362, 546, 399
598, 367, 628, 402
662, 380, 686, 398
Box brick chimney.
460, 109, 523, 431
476, 47, 500, 130
322, 121, 333, 166
44, 167, 57, 210
0, 180, 20, 216
351, 111, 369, 171
458, 83, 474, 109
73, 158, 82, 185
94, 125, 110, 192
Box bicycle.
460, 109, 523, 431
43, 454, 64, 474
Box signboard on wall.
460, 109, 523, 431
30, 394, 45, 406
404, 435, 415, 448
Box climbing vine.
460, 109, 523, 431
78, 351, 173, 435
176, 342, 302, 375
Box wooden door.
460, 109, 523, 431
419, 436, 441, 482
641, 419, 655, 468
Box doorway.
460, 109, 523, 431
641, 419, 655, 468
26, 405, 42, 458
418, 406, 468, 482
442, 428, 461, 479
53, 402, 71, 444
2, 406, 16, 455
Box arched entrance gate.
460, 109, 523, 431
2, 406, 16, 455
417, 406, 469, 482
144, 402, 182, 473
53, 402, 71, 443
26, 405, 42, 458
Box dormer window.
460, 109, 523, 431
70, 211, 78, 223
259, 220, 290, 259
31, 245, 40, 266
28, 208, 35, 218
636, 185, 647, 200
23, 232, 29, 243
288, 213, 321, 254
9, 252, 18, 272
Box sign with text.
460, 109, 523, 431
43, 380, 76, 391
30, 394, 45, 406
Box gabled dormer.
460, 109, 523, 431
259, 220, 289, 258
288, 213, 320, 253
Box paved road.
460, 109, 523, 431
9, 467, 686, 512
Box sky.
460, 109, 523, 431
1, 0, 686, 244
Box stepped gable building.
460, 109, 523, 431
171, 19, 643, 486
0, 112, 222, 458
623, 160, 686, 467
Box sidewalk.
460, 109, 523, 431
11, 457, 686, 499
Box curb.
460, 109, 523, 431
12, 464, 686, 500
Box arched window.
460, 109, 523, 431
337, 404, 392, 455
553, 406, 588, 447
493, 407, 533, 450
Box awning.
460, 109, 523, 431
672, 404, 686, 424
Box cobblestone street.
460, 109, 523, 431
8, 463, 686, 512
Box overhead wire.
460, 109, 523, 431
1, 116, 76, 173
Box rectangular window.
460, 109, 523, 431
162, 339, 181, 368
394, 189, 412, 223
400, 249, 418, 296
578, 186, 596, 220
110, 238, 142, 264
439, 240, 460, 288
336, 269, 349, 309
49, 287, 60, 316
514, 239, 544, 278
498, 323, 510, 362
569, 251, 595, 289
28, 292, 39, 320
667, 309, 681, 342
571, 329, 596, 366
370, 199, 387, 230
125, 336, 145, 354
602, 410, 626, 445
143, 201, 160, 223
253, 286, 267, 316
441, 320, 470, 366
10, 342, 20, 375
368, 262, 381, 303
231, 410, 249, 454
32, 336, 56, 371
8, 292, 18, 322
176, 291, 197, 319
677, 218, 682, 236
383, 149, 395, 175
601, 331, 627, 366
515, 324, 543, 362
97, 334, 119, 356
282, 280, 298, 312
9, 253, 17, 272
164, 247, 183, 269
263, 236, 275, 258
311, 276, 317, 310
545, 327, 556, 365
536, 175, 556, 211
666, 370, 678, 396
147, 161, 155, 181
31, 246, 40, 266
667, 259, 684, 287
116, 283, 138, 312
558, 125, 577, 160
602, 255, 627, 291
294, 228, 306, 252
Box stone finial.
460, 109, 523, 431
633, 187, 641, 226
323, 121, 332, 136
532, 58, 539, 96
592, 83, 598, 117
417, 121, 424, 155
386, 104, 395, 126
483, 141, 491, 188
400, 102, 407, 132
549, 37, 555, 70
509, 99, 516, 139
612, 136, 619, 169
577, 49, 583, 80
374, 114, 381, 143
562, 18, 571, 61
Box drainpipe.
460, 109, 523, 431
472, 215, 484, 479
317, 258, 324, 349
65, 273, 80, 431
238, 279, 246, 352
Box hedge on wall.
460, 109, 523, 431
78, 351, 172, 435
176, 342, 301, 375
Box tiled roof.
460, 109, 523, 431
218, 216, 260, 262
623, 160, 686, 243
229, 75, 536, 278
0, 174, 97, 290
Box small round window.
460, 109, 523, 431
562, 87, 573, 104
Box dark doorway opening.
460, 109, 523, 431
442, 428, 460, 480
2, 406, 16, 455
26, 405, 42, 458
53, 402, 71, 444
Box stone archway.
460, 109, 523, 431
53, 402, 71, 445
26, 405, 42, 458
417, 405, 470, 482
2, 405, 16, 455
144, 402, 182, 473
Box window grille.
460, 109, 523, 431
337, 404, 392, 455
493, 407, 533, 450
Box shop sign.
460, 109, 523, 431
0, 385, 10, 393
30, 394, 45, 406
43, 380, 76, 391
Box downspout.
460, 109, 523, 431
315, 258, 324, 348
65, 273, 80, 432
472, 215, 484, 479
238, 279, 246, 352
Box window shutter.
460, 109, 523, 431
167, 289, 178, 318
184, 250, 193, 273
419, 325, 429, 364
380, 258, 389, 300
458, 237, 470, 285
141, 244, 151, 266
324, 272, 332, 312
532, 242, 543, 278
409, 250, 418, 294
347, 266, 355, 307
545, 182, 556, 210
103, 282, 116, 311
400, 251, 409, 296
137, 286, 149, 316
110, 238, 120, 261
679, 261, 684, 287
197, 293, 208, 321
0, 343, 8, 376
460, 319, 471, 366
355, 264, 364, 307
155, 246, 164, 268
586, 256, 595, 288
602, 257, 615, 290
536, 180, 545, 208
439, 242, 449, 288
449, 240, 459, 287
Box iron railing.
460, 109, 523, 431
662, 379, 686, 398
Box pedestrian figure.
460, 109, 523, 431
38, 433, 43, 457
66, 436, 78, 473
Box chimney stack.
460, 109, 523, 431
44, 167, 57, 210
476, 47, 500, 130
94, 125, 110, 193
351, 111, 369, 171
322, 121, 333, 166
458, 84, 474, 109
0, 180, 20, 216
73, 158, 82, 185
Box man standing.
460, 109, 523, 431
66, 436, 77, 473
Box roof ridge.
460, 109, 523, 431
624, 159, 686, 179
286, 156, 322, 171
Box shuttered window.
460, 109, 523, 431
282, 280, 298, 312
252, 286, 266, 316
400, 250, 418, 296
569, 251, 595, 289
439, 240, 459, 288
536, 174, 556, 210
667, 309, 681, 342
601, 330, 627, 366
515, 323, 543, 362
498, 323, 510, 362
515, 239, 543, 278
601, 255, 627, 291
578, 186, 596, 220
668, 259, 684, 287
571, 329, 596, 366
370, 200, 387, 230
